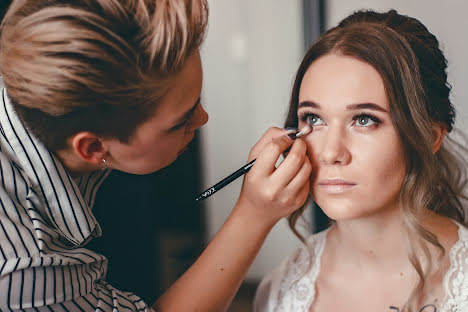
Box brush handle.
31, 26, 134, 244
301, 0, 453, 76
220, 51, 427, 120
195, 158, 256, 203
193, 126, 310, 204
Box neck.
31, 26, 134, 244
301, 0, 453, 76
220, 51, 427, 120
327, 206, 412, 274
326, 207, 456, 277
55, 148, 100, 178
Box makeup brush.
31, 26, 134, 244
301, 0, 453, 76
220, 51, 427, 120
194, 125, 312, 203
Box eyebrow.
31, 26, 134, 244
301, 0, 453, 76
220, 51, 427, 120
172, 97, 201, 127
298, 100, 388, 113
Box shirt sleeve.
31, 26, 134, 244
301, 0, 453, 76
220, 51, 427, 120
0, 261, 155, 312
0, 186, 154, 312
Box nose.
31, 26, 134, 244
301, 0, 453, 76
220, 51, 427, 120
318, 127, 351, 165
189, 102, 209, 130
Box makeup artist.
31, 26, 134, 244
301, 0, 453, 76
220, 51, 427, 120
0, 0, 311, 311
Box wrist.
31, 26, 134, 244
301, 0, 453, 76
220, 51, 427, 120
230, 200, 277, 235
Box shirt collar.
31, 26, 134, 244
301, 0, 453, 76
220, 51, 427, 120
0, 88, 110, 245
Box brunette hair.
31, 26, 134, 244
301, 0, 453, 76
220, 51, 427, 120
285, 9, 467, 311
0, 0, 208, 151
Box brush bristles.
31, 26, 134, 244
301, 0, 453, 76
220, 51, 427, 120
295, 125, 312, 138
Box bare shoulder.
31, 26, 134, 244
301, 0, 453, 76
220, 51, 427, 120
428, 216, 460, 251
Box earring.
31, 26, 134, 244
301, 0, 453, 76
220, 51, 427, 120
101, 158, 107, 170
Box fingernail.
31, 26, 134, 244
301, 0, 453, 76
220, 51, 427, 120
287, 131, 299, 140
284, 127, 298, 140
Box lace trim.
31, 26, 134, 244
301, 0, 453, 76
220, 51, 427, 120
272, 222, 468, 312
274, 228, 329, 312
440, 221, 468, 312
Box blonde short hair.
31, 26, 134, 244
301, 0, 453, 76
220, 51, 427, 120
0, 0, 208, 150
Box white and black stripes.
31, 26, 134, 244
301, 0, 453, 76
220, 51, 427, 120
0, 88, 152, 311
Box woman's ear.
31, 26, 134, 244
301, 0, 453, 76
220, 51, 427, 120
71, 132, 108, 165
432, 123, 447, 154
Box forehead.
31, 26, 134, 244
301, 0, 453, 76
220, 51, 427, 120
299, 53, 388, 110
153, 51, 203, 121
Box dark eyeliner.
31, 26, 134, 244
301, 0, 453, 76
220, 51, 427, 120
352, 113, 381, 124
298, 111, 320, 123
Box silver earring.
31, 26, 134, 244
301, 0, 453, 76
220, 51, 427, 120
101, 158, 107, 170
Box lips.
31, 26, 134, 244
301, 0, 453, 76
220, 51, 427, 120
178, 139, 194, 155
318, 179, 356, 193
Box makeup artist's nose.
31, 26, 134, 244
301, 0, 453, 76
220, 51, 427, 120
318, 127, 351, 165
190, 103, 209, 130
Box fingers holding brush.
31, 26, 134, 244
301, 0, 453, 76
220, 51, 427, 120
235, 127, 312, 227
271, 138, 308, 188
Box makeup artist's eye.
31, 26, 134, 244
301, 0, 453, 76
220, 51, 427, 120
299, 113, 325, 126
353, 114, 381, 127
171, 120, 189, 131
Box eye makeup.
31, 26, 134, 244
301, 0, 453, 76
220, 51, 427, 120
352, 114, 381, 127
298, 111, 382, 128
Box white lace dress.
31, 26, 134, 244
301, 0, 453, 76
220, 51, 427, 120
254, 221, 468, 312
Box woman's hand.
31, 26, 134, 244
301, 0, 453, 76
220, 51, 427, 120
234, 127, 312, 228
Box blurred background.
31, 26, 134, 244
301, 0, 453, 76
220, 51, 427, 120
2, 0, 467, 311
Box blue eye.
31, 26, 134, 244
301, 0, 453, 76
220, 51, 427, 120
353, 114, 380, 127
305, 114, 325, 126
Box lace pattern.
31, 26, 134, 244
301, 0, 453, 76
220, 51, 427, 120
256, 222, 468, 312
273, 229, 328, 312
441, 222, 468, 312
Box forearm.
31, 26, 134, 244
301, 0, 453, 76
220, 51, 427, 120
153, 129, 310, 312
153, 206, 272, 312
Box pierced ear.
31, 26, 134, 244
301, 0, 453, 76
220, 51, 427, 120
432, 123, 447, 154
71, 132, 108, 165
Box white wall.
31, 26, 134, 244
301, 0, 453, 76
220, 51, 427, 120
200, 0, 304, 281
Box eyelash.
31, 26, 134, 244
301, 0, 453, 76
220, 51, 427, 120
172, 119, 189, 131
171, 101, 201, 131
298, 112, 382, 127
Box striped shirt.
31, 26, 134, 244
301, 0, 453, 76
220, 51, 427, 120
0, 87, 153, 311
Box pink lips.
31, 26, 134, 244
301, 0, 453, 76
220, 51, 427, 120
318, 179, 356, 193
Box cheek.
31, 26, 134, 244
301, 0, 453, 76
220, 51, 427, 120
351, 135, 407, 193
369, 146, 406, 186
304, 139, 319, 180
153, 135, 180, 155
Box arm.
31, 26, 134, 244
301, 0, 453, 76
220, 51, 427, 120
154, 127, 311, 312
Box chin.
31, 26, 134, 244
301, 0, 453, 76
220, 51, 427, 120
315, 198, 366, 221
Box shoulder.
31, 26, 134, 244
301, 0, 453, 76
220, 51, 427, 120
253, 229, 329, 312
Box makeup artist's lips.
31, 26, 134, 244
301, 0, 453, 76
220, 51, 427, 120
178, 135, 195, 155
178, 145, 189, 155
178, 140, 193, 155
318, 179, 356, 194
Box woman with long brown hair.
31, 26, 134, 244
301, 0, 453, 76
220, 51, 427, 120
255, 9, 468, 312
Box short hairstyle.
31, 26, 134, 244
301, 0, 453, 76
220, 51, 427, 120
0, 0, 208, 151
